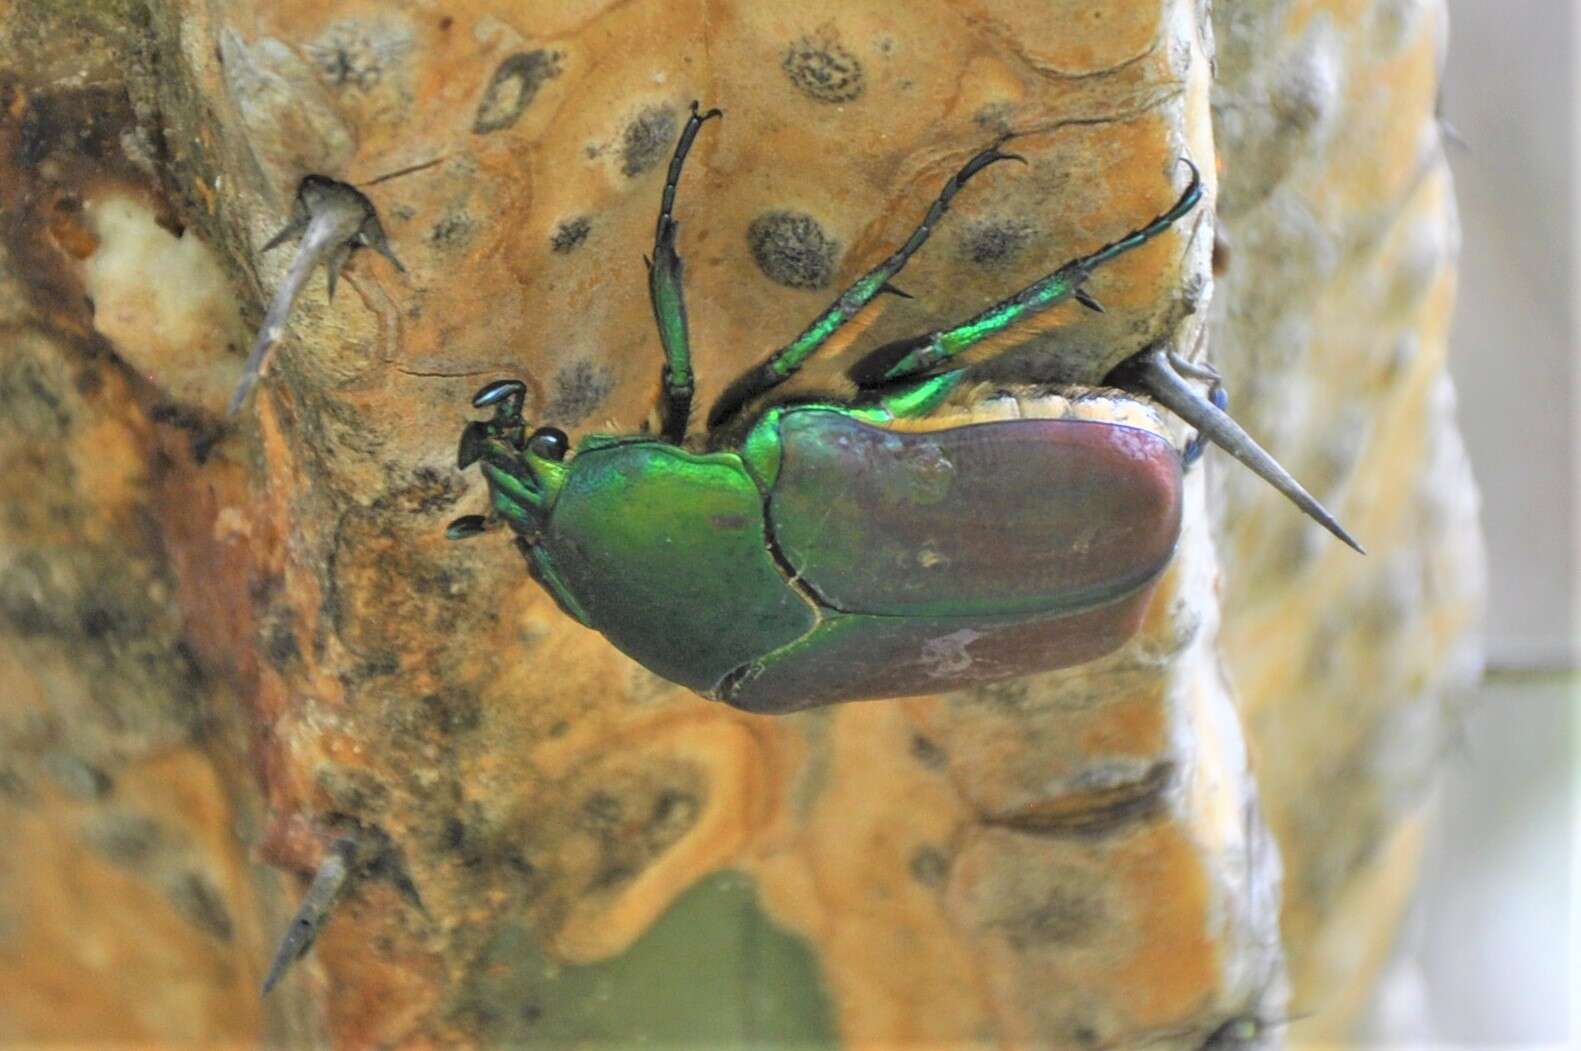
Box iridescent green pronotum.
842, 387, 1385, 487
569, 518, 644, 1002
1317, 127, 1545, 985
448, 102, 1361, 715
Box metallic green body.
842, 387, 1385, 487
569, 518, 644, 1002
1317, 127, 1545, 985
481, 396, 1182, 713
524, 439, 816, 692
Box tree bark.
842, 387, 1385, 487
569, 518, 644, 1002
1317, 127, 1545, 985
0, 1, 1479, 1047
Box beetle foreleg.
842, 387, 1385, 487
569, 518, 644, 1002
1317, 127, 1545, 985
708, 139, 1025, 431
648, 101, 722, 444
1111, 344, 1364, 553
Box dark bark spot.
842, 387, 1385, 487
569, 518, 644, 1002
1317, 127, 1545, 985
550, 216, 591, 253
783, 37, 865, 103
747, 211, 840, 289
961, 217, 1034, 267
544, 359, 613, 425
620, 104, 678, 177
473, 50, 562, 134
166, 870, 235, 941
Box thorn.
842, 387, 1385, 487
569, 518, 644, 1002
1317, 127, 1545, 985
323, 243, 351, 301
1073, 287, 1105, 313
1116, 345, 1365, 554
260, 216, 308, 253
229, 176, 405, 417
359, 218, 406, 273
879, 282, 914, 300
261, 837, 358, 997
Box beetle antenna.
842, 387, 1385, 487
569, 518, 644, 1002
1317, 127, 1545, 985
262, 836, 358, 996
1111, 344, 1365, 554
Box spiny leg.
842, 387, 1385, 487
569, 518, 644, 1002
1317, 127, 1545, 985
649, 101, 722, 444
1181, 379, 1229, 468
447, 378, 534, 540
706, 139, 1026, 431
229, 176, 404, 417
849, 159, 1203, 387
1171, 350, 1227, 468
1110, 344, 1365, 553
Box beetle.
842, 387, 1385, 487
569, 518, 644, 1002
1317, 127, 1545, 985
446, 103, 1361, 715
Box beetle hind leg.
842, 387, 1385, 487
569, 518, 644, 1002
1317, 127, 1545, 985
707, 139, 1025, 431
849, 159, 1203, 388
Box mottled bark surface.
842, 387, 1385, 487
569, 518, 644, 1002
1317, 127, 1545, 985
0, 1, 1478, 1047
1209, 3, 1483, 1039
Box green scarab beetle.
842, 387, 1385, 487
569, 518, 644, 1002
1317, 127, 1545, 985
448, 103, 1360, 715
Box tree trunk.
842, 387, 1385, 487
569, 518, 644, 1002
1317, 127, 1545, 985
0, 1, 1479, 1047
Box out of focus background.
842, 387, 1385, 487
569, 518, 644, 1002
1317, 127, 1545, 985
1374, 0, 1576, 1043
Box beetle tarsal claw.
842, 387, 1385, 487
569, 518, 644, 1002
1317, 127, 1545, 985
471, 378, 527, 429
445, 514, 492, 540
1115, 345, 1366, 554
262, 837, 359, 997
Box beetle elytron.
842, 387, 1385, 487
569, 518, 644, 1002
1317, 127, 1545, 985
448, 103, 1361, 714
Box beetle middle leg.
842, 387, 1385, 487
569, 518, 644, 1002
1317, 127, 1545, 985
707, 139, 1026, 431
648, 101, 722, 444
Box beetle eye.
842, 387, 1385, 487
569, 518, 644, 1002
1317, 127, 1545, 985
528, 427, 569, 461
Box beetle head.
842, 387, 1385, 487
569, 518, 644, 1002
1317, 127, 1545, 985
452, 379, 570, 541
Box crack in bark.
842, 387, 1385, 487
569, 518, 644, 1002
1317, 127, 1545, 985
978, 761, 1176, 837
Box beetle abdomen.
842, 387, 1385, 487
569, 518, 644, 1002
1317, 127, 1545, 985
719, 596, 1160, 714
766, 409, 1182, 618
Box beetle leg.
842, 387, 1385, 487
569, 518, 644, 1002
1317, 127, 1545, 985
1167, 347, 1221, 385
1180, 379, 1228, 468
445, 514, 493, 540
707, 139, 1026, 431
261, 836, 358, 996
229, 176, 403, 417
1111, 344, 1365, 553
472, 378, 527, 428
648, 101, 723, 445
849, 159, 1203, 388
